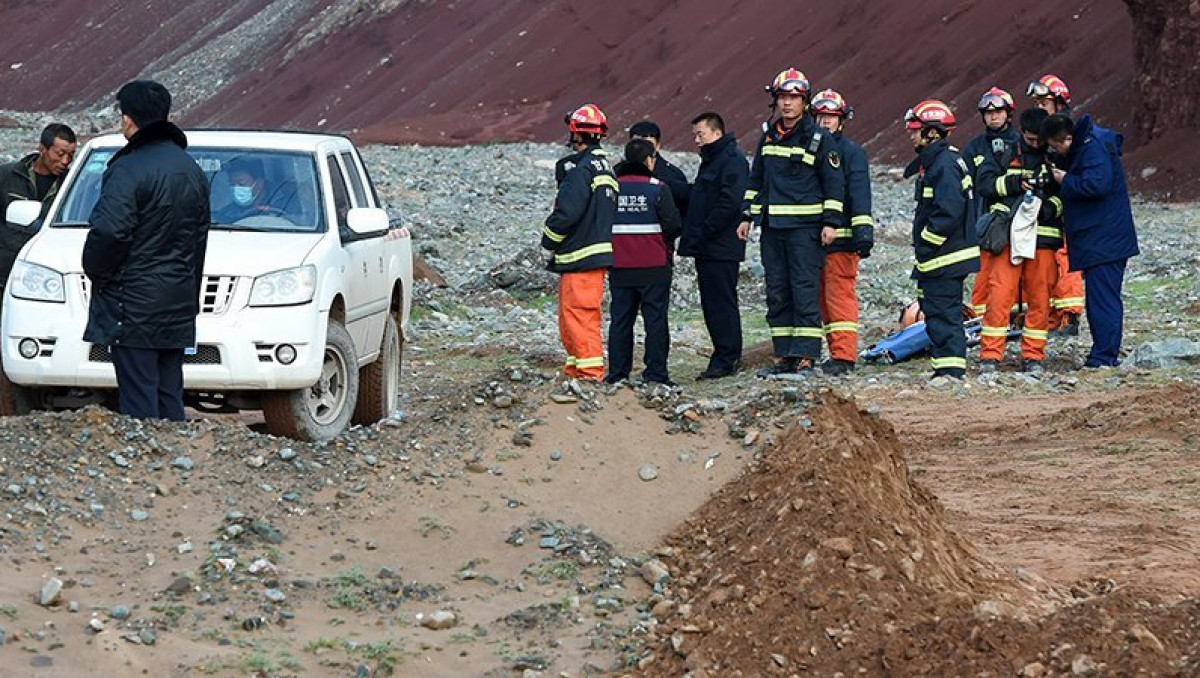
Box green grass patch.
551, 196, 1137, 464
524, 559, 579, 581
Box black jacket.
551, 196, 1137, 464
82, 122, 210, 349
825, 132, 874, 255
541, 145, 617, 273
0, 153, 65, 286
742, 116, 845, 230
962, 124, 1020, 213
610, 163, 682, 286
910, 140, 980, 280
678, 133, 748, 262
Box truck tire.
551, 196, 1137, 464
263, 320, 360, 441
352, 313, 402, 426
0, 370, 38, 416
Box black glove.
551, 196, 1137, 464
857, 241, 873, 259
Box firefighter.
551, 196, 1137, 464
961, 87, 1019, 317
542, 104, 619, 381
904, 99, 980, 380
810, 89, 873, 376
737, 68, 845, 377
975, 107, 1061, 375
605, 139, 683, 386
1028, 74, 1084, 335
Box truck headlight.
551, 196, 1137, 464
249, 266, 316, 307
9, 261, 65, 303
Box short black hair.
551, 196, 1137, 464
628, 120, 661, 140
1019, 107, 1049, 134
691, 111, 725, 134
39, 123, 76, 148
1040, 113, 1075, 143
624, 138, 656, 168
116, 80, 172, 128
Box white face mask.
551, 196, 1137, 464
232, 185, 255, 206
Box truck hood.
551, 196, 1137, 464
23, 228, 325, 277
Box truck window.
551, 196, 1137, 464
340, 152, 370, 208
326, 156, 352, 236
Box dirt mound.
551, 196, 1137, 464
1039, 383, 1200, 443
635, 395, 1032, 676
633, 394, 1200, 676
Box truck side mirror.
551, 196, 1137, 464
5, 200, 43, 230
346, 207, 388, 236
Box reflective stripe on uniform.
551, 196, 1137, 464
995, 176, 1009, 197
743, 189, 759, 201
1023, 328, 1049, 342
973, 155, 984, 168
767, 203, 823, 216
991, 202, 1011, 213
834, 228, 853, 239
915, 246, 980, 273
961, 175, 973, 190
824, 321, 858, 334
575, 356, 605, 369
1048, 196, 1064, 217
850, 215, 874, 227
972, 304, 988, 314
591, 175, 619, 192
920, 228, 946, 246
930, 356, 967, 370
542, 226, 566, 243
769, 326, 825, 338
980, 326, 1009, 338
762, 145, 816, 165
823, 199, 844, 213
1036, 226, 1062, 238
922, 187, 934, 198
1051, 297, 1085, 309
750, 205, 763, 215
565, 356, 578, 366
611, 224, 663, 234
553, 242, 613, 264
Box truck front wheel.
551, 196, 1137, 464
263, 321, 360, 440
352, 312, 402, 425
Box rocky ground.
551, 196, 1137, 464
1, 127, 1200, 677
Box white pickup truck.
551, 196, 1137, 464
0, 130, 412, 440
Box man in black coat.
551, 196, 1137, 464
677, 112, 749, 379
82, 80, 210, 421
623, 120, 690, 216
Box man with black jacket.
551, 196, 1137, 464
679, 111, 749, 380
605, 139, 683, 386
82, 81, 210, 420
904, 99, 980, 381
810, 89, 873, 376
542, 104, 618, 381
738, 68, 845, 377
624, 120, 690, 216
0, 123, 77, 289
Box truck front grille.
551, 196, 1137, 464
79, 276, 238, 316
88, 344, 223, 365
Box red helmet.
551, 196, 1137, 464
567, 104, 608, 135
1026, 74, 1071, 106
977, 86, 1014, 112
811, 88, 852, 118
767, 68, 810, 97
904, 99, 956, 132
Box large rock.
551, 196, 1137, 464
1125, 338, 1200, 369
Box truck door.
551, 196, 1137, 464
324, 154, 375, 356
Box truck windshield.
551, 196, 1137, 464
52, 148, 325, 233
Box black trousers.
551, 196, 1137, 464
918, 276, 967, 377
110, 346, 186, 421
695, 259, 743, 372
607, 279, 671, 383
761, 226, 825, 358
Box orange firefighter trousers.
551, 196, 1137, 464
970, 250, 997, 316
558, 269, 606, 380
979, 247, 1057, 362
819, 251, 860, 362
1049, 244, 1084, 327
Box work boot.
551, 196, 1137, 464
756, 357, 800, 378
820, 359, 855, 376
1052, 313, 1081, 337
978, 359, 999, 374
1022, 359, 1044, 376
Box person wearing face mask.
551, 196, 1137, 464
214, 158, 280, 223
